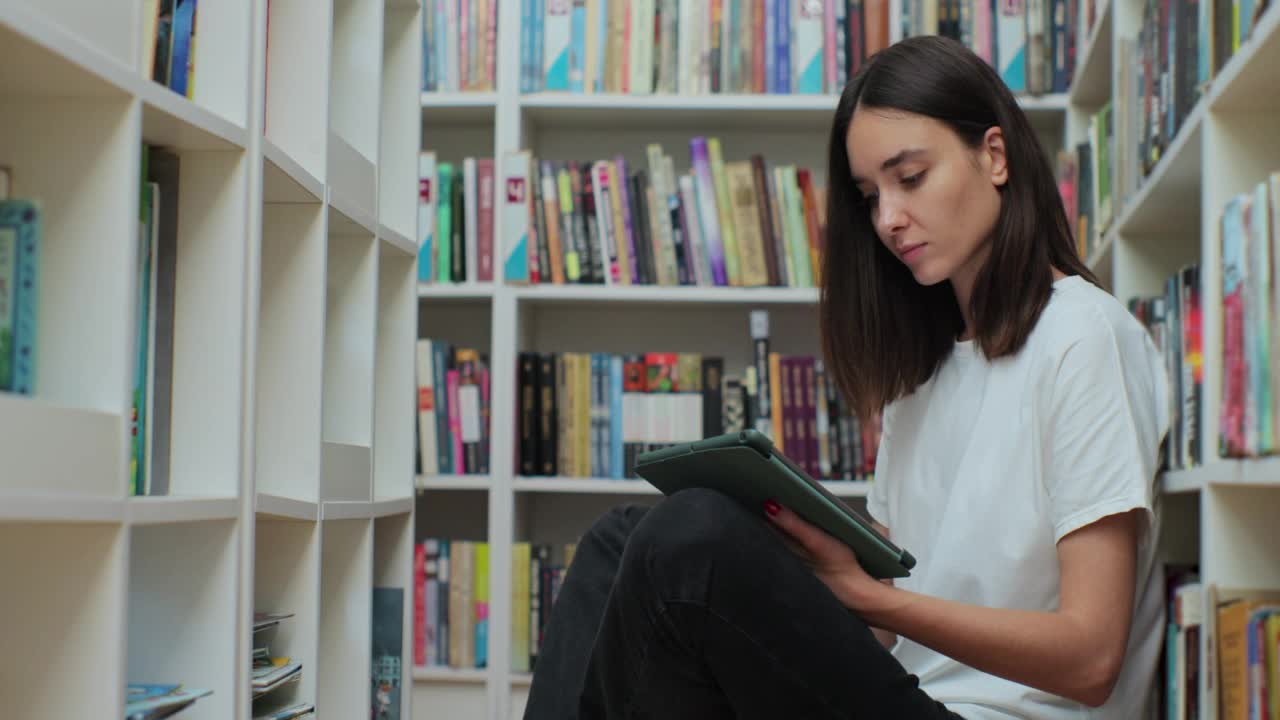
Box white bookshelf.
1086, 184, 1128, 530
0, 1, 421, 719
1081, 0, 1280, 716
410, 0, 1280, 718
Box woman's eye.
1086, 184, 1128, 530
901, 172, 924, 187
862, 192, 879, 207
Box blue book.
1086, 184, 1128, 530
168, 0, 197, 97
774, 0, 791, 93
0, 199, 39, 396
371, 587, 404, 719
610, 355, 623, 479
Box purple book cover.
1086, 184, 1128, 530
689, 137, 728, 286
614, 155, 640, 283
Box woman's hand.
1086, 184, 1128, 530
763, 499, 892, 614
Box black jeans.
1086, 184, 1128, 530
523, 487, 965, 719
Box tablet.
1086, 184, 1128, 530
633, 429, 916, 579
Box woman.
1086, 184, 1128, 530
524, 35, 1170, 720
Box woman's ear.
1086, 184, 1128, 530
982, 126, 1008, 187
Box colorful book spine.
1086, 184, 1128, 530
502, 152, 532, 283
689, 138, 728, 285
436, 163, 454, 284
544, 0, 572, 90
793, 0, 825, 93
0, 199, 39, 396
478, 158, 495, 283
418, 152, 437, 282
997, 0, 1028, 92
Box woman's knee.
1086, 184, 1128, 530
623, 488, 766, 575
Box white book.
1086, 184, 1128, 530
544, 0, 572, 90
678, 174, 709, 286
590, 161, 617, 285
678, 0, 699, 94
793, 0, 825, 93
418, 152, 437, 283
500, 151, 532, 283
996, 0, 1027, 92
463, 158, 478, 283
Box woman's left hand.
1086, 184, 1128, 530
763, 499, 888, 614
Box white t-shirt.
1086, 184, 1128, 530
866, 275, 1171, 720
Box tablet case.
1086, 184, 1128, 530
634, 429, 916, 579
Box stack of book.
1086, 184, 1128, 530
519, 0, 893, 95
414, 339, 492, 477
412, 539, 580, 675
515, 310, 880, 481
252, 612, 304, 701
1127, 264, 1203, 473
142, 0, 200, 99
490, 139, 828, 288
124, 684, 212, 720
0, 165, 40, 398
422, 0, 499, 93
1216, 173, 1279, 461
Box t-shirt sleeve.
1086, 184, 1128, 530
865, 405, 893, 528
1042, 321, 1170, 544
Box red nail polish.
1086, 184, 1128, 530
764, 499, 780, 517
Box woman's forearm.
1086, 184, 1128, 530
853, 582, 1123, 707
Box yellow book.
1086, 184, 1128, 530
725, 161, 769, 286
578, 353, 591, 477
474, 542, 490, 668
769, 352, 784, 448
511, 543, 531, 673
607, 161, 632, 285
557, 167, 581, 282
707, 138, 742, 286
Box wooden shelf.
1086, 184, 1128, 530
417, 283, 497, 301
263, 137, 325, 203
1208, 3, 1280, 111
1113, 101, 1204, 236
0, 493, 125, 524
413, 666, 488, 684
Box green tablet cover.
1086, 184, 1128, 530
634, 430, 916, 579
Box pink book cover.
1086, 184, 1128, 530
478, 158, 495, 282
975, 0, 995, 65
447, 369, 465, 472
414, 542, 426, 666
459, 0, 470, 89
486, 0, 498, 87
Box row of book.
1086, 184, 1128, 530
494, 142, 829, 288
1055, 109, 1112, 263
252, 612, 304, 702
1160, 570, 1280, 720
143, 0, 198, 99
1062, 0, 1277, 259
0, 166, 38, 397
134, 146, 181, 497
1218, 173, 1279, 459
416, 155, 496, 285
1127, 265, 1203, 473
421, 0, 499, 93
519, 0, 892, 95
899, 0, 1076, 95
413, 539, 576, 673
516, 349, 881, 481
414, 339, 493, 477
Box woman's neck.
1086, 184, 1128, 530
952, 266, 1068, 343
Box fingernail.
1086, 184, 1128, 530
764, 499, 780, 517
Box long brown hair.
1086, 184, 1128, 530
820, 35, 1098, 420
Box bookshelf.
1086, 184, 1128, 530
1079, 0, 1280, 715
0, 1, 421, 720
411, 0, 1280, 718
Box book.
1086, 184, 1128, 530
372, 587, 404, 719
